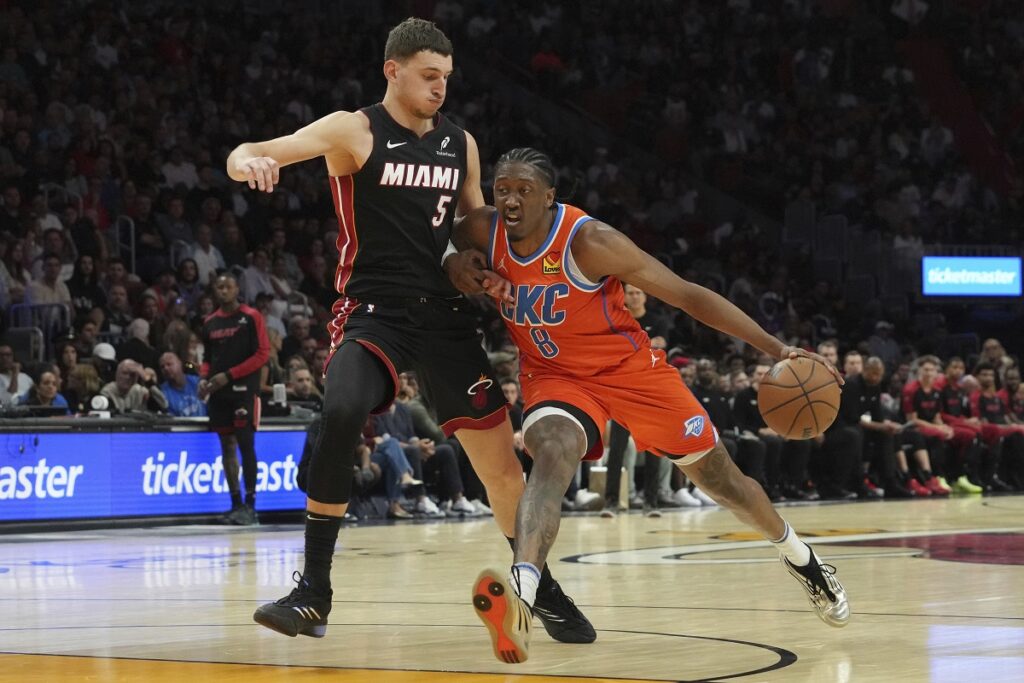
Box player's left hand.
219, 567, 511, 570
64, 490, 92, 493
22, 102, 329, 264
443, 249, 513, 303
779, 345, 845, 386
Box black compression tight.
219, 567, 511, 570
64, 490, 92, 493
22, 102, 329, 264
306, 342, 393, 504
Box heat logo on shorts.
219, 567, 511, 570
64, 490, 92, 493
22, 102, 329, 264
467, 374, 494, 410
543, 251, 561, 274
683, 416, 705, 438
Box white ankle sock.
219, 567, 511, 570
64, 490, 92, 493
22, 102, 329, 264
770, 521, 811, 566
511, 562, 541, 607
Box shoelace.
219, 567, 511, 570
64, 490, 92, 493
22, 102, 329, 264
801, 562, 839, 603
538, 581, 583, 617
276, 570, 311, 605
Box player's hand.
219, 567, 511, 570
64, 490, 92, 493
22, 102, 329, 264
198, 379, 210, 400
235, 156, 280, 193
779, 345, 844, 386
443, 249, 514, 302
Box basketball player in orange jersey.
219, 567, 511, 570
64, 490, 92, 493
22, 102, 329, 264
225, 20, 594, 644
455, 149, 850, 664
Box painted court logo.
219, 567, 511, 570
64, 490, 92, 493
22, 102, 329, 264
683, 416, 705, 438
543, 251, 561, 274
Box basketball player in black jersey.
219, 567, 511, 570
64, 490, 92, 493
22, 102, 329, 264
225, 18, 593, 644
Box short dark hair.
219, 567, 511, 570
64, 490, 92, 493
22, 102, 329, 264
384, 18, 452, 62
974, 362, 996, 375
496, 148, 557, 188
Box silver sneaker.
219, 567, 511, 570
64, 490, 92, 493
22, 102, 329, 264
781, 545, 850, 627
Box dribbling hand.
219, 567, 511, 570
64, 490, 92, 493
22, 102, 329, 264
236, 156, 280, 193
779, 345, 845, 386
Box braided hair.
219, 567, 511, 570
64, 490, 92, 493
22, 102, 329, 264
496, 148, 557, 189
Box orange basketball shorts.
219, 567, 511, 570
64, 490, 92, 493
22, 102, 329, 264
521, 348, 718, 460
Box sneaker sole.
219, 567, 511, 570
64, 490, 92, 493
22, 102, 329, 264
253, 607, 327, 638
472, 569, 529, 663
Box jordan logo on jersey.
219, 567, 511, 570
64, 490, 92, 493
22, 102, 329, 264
379, 162, 460, 190
500, 283, 570, 327
542, 251, 561, 275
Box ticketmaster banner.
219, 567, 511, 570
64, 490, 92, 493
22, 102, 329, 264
0, 431, 307, 521
922, 256, 1022, 297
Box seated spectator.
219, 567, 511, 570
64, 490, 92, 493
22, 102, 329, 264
30, 228, 76, 281
191, 223, 225, 286
254, 292, 286, 337
175, 258, 204, 312
998, 367, 1024, 421
91, 342, 118, 384
64, 363, 102, 414
372, 397, 475, 517
242, 247, 274, 303
158, 195, 195, 245
21, 368, 70, 415
0, 344, 33, 405
66, 254, 106, 322
101, 257, 143, 302
159, 351, 206, 417
259, 328, 287, 399
118, 318, 160, 371
100, 359, 168, 413
136, 294, 167, 348
0, 238, 31, 304
72, 318, 99, 359
25, 252, 71, 307
142, 268, 179, 315
367, 425, 424, 520
280, 315, 311, 362
287, 366, 323, 409
970, 363, 1024, 490
299, 254, 337, 312
843, 350, 863, 377
104, 283, 134, 337
55, 339, 78, 382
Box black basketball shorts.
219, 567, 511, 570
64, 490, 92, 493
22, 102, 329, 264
326, 295, 508, 435
207, 385, 261, 434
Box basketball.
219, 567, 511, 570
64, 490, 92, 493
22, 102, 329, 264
757, 356, 841, 439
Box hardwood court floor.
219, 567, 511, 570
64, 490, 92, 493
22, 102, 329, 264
2, 496, 1023, 682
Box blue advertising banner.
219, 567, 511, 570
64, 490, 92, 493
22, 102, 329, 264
0, 431, 307, 521
922, 256, 1022, 297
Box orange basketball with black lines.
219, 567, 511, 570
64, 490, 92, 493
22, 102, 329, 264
757, 356, 840, 439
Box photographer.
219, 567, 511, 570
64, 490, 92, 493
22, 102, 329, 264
99, 359, 168, 413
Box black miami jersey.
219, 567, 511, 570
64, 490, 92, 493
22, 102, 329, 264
329, 103, 467, 301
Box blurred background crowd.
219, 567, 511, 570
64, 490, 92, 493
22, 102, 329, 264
0, 0, 1021, 516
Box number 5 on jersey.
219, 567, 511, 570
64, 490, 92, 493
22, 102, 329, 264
432, 195, 453, 227
530, 328, 559, 358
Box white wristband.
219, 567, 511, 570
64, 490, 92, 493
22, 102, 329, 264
442, 240, 458, 265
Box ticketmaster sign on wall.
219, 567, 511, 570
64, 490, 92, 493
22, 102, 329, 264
0, 431, 307, 522
922, 256, 1022, 297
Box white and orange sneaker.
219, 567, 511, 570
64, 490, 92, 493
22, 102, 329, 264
472, 569, 532, 663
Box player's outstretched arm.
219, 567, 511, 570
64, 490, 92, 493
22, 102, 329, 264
226, 110, 359, 192
572, 222, 843, 382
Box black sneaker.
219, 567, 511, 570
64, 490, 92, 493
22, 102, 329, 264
253, 571, 332, 637
224, 504, 248, 525
532, 577, 596, 643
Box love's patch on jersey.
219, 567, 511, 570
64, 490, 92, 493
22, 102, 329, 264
543, 251, 561, 275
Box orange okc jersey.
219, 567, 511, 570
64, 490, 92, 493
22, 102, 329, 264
488, 203, 650, 378
489, 202, 717, 460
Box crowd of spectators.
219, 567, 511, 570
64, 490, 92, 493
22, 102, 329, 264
0, 1, 1020, 517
